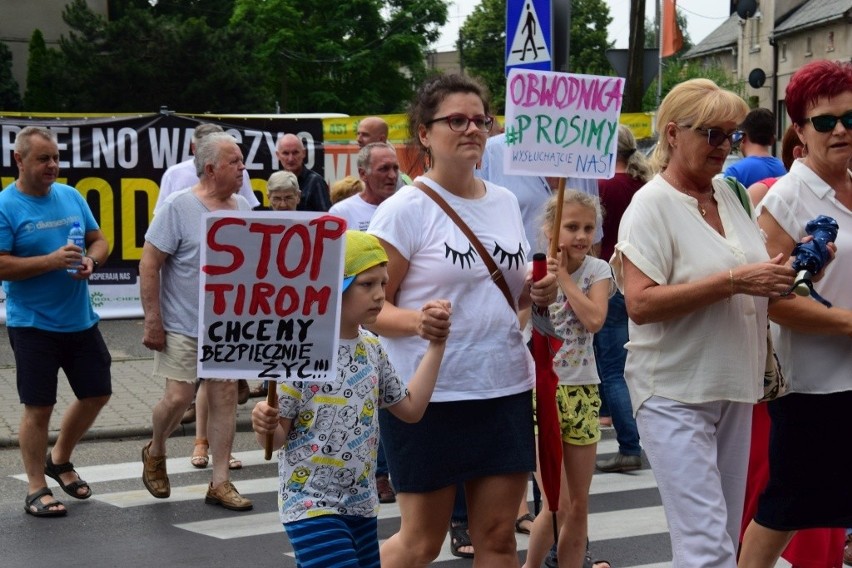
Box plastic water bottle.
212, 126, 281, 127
67, 221, 85, 274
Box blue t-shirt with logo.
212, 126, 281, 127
0, 182, 100, 331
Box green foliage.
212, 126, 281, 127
53, 0, 273, 113
230, 0, 447, 114
23, 30, 61, 111
109, 0, 236, 28
0, 42, 22, 111
24, 0, 444, 113
459, 0, 613, 113
456, 0, 505, 111
643, 59, 745, 111
568, 0, 614, 75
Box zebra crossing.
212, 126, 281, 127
7, 437, 794, 568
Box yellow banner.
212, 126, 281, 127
323, 115, 410, 145
619, 112, 655, 140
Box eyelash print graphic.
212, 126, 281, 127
493, 242, 526, 270
444, 243, 478, 268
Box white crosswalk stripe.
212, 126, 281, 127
7, 437, 794, 567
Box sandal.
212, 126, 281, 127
24, 487, 67, 517
45, 453, 91, 499
515, 512, 535, 535
449, 520, 474, 558
191, 438, 209, 469
228, 455, 242, 470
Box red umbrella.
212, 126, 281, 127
531, 179, 565, 542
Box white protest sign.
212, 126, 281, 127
197, 211, 346, 382
503, 69, 625, 178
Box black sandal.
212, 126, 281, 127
449, 521, 474, 558
515, 512, 535, 534
45, 454, 91, 500
24, 487, 67, 517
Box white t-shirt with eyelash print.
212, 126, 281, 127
368, 176, 534, 402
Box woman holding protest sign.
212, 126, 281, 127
367, 73, 559, 567
612, 79, 796, 567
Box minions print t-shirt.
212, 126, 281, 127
276, 329, 408, 524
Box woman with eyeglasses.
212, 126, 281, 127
612, 78, 795, 567
366, 73, 558, 567
738, 60, 852, 568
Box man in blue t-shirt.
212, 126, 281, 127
0, 126, 111, 518
724, 107, 787, 188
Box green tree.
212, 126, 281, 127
643, 59, 744, 111
459, 0, 613, 113
109, 0, 236, 28
456, 0, 504, 110
231, 0, 447, 114
0, 42, 22, 111
54, 0, 273, 112
23, 30, 60, 111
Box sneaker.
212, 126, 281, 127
376, 474, 396, 503
141, 442, 170, 498
205, 480, 253, 511
596, 453, 642, 473
544, 543, 558, 568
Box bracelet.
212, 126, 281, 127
728, 269, 734, 297
86, 255, 100, 271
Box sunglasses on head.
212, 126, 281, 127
806, 112, 852, 133
692, 126, 744, 148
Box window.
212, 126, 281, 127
805, 36, 813, 56
827, 31, 835, 52
780, 42, 787, 61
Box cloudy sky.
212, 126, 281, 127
433, 0, 732, 52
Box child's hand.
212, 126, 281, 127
251, 401, 279, 436
547, 250, 560, 276
417, 299, 452, 342
530, 270, 558, 307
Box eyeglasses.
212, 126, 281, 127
693, 126, 744, 148
806, 112, 852, 133
425, 114, 494, 133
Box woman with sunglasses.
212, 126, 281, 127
612, 78, 795, 567
739, 60, 852, 568
366, 73, 558, 568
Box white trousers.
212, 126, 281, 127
636, 396, 752, 568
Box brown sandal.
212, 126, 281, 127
191, 438, 209, 469
141, 442, 170, 498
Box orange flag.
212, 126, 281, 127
661, 0, 683, 57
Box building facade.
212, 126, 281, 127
684, 0, 852, 136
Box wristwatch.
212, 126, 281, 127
86, 255, 100, 271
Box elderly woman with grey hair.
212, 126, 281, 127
266, 171, 300, 211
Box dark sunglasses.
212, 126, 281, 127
806, 112, 852, 133
694, 126, 744, 148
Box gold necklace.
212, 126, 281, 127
662, 171, 714, 217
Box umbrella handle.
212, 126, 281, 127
264, 382, 277, 461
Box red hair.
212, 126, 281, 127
785, 60, 852, 125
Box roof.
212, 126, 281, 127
773, 0, 852, 36
682, 14, 741, 59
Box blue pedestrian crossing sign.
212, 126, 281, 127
506, 0, 553, 74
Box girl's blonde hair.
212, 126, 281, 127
540, 190, 601, 240
616, 124, 652, 183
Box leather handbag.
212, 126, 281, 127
413, 181, 516, 312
